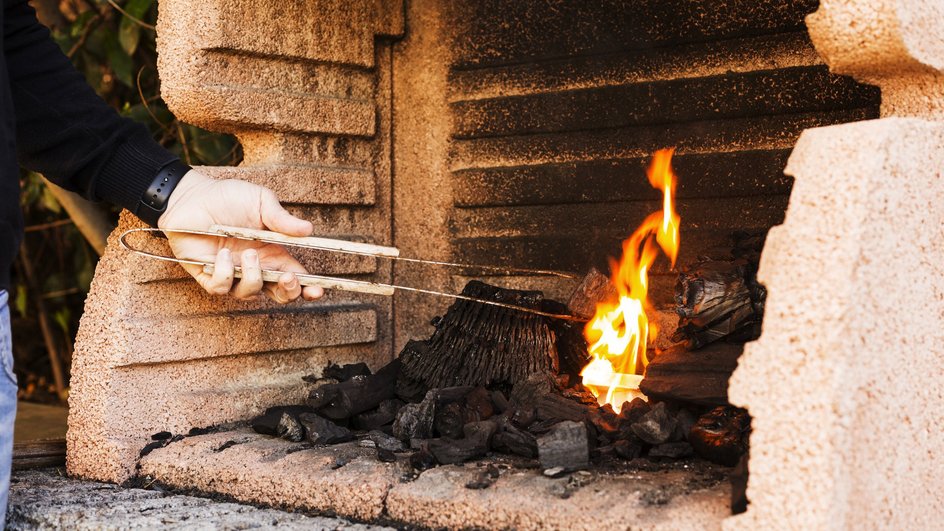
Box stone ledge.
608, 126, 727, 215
7, 468, 392, 531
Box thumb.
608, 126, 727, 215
259, 190, 313, 236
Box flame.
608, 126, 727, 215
580, 148, 680, 412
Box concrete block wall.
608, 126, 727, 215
67, 0, 404, 483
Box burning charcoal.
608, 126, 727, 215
250, 405, 315, 436
353, 399, 404, 431
537, 421, 589, 471
613, 439, 642, 460
672, 408, 698, 442
549, 319, 591, 380
492, 417, 538, 458
588, 406, 620, 438
298, 413, 354, 445
323, 362, 371, 382
561, 383, 600, 406
369, 430, 405, 453
464, 387, 495, 422
277, 412, 305, 443
631, 402, 677, 445
639, 343, 742, 406
689, 406, 751, 467
393, 396, 435, 442
398, 282, 557, 388
649, 441, 694, 459
567, 267, 617, 321
434, 401, 465, 439
377, 448, 397, 463
490, 390, 510, 413
410, 448, 437, 471
308, 360, 401, 420
427, 420, 498, 465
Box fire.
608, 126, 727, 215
580, 148, 680, 412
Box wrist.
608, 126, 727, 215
157, 169, 212, 229
134, 160, 191, 227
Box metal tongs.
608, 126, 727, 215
119, 225, 586, 321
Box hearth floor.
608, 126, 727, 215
138, 427, 734, 530
7, 468, 391, 530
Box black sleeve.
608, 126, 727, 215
3, 0, 178, 212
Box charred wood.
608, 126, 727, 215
427, 420, 498, 465
630, 402, 677, 445
277, 412, 305, 442
323, 362, 371, 382
352, 399, 404, 431
492, 417, 538, 458
537, 420, 589, 471
399, 281, 557, 388
567, 267, 617, 321
308, 360, 401, 420
673, 258, 765, 348
251, 405, 315, 436
298, 413, 354, 445
639, 342, 743, 406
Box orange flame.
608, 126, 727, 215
580, 148, 680, 412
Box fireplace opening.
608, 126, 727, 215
69, 0, 885, 529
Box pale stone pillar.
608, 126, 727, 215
67, 0, 403, 483
726, 1, 944, 529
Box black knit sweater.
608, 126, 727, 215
0, 0, 178, 289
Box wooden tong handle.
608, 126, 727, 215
202, 265, 395, 296
210, 225, 400, 258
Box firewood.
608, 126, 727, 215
537, 420, 589, 471
308, 360, 401, 420
398, 281, 557, 388
639, 342, 743, 406
688, 406, 751, 467
567, 267, 617, 320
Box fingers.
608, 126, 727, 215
260, 190, 313, 237
205, 248, 235, 295
265, 272, 302, 304
302, 285, 325, 301
232, 249, 263, 300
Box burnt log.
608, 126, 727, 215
398, 281, 557, 388
308, 360, 401, 420
639, 342, 743, 406
673, 258, 765, 348
567, 267, 617, 320
689, 406, 751, 467
536, 420, 589, 471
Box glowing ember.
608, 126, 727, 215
580, 148, 680, 412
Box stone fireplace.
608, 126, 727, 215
67, 0, 944, 528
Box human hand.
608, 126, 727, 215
157, 170, 324, 302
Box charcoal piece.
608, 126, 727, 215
427, 420, 498, 465
490, 390, 510, 413
673, 258, 765, 348
139, 440, 167, 458
435, 401, 465, 439
618, 398, 651, 426
323, 362, 371, 382
410, 448, 437, 471
493, 418, 538, 458
393, 399, 435, 442
672, 409, 698, 442
250, 405, 315, 436
537, 421, 589, 471
511, 407, 537, 429
377, 448, 397, 463
689, 406, 751, 467
549, 319, 591, 380
731, 453, 749, 514
631, 402, 677, 445
535, 393, 591, 423
613, 439, 642, 460
567, 267, 617, 320
308, 360, 401, 420
639, 343, 743, 406
369, 430, 405, 452
510, 372, 556, 404
352, 399, 404, 431
398, 281, 557, 388
561, 383, 599, 406
464, 387, 495, 422
395, 371, 428, 403
298, 413, 354, 445
649, 441, 694, 459
277, 412, 305, 442
151, 431, 172, 441
588, 407, 619, 438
